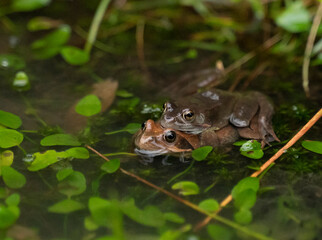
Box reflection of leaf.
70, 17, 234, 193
56, 168, 74, 181
0, 129, 23, 148
164, 212, 185, 224
1, 166, 26, 189
75, 94, 102, 117
0, 110, 22, 129
40, 134, 81, 146
5, 193, 20, 207
65, 147, 89, 159
172, 181, 199, 196
234, 208, 252, 225
192, 146, 213, 161
0, 205, 18, 229
302, 140, 322, 154
48, 199, 85, 214
233, 189, 257, 210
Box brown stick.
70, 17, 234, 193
302, 1, 322, 97
194, 108, 322, 230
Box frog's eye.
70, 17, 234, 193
183, 110, 195, 121
141, 121, 146, 130
164, 131, 176, 143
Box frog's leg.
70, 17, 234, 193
255, 92, 280, 145
230, 94, 259, 127
201, 125, 238, 147
237, 115, 261, 141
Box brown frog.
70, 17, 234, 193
134, 119, 239, 157
160, 89, 279, 146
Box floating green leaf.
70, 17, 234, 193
40, 134, 81, 146
198, 199, 219, 213
240, 140, 263, 159
121, 199, 165, 227
301, 140, 322, 154
0, 205, 18, 229
31, 25, 71, 59
0, 129, 23, 148
58, 171, 86, 197
172, 181, 199, 196
105, 123, 141, 135
0, 110, 22, 129
48, 199, 85, 214
275, 1, 310, 33
164, 212, 185, 224
65, 147, 89, 159
11, 0, 51, 12
27, 17, 59, 31
192, 146, 213, 161
0, 150, 14, 167
234, 208, 252, 225
0, 54, 25, 70
75, 94, 102, 117
5, 193, 20, 207
233, 140, 247, 146
233, 189, 257, 210
28, 150, 65, 171
1, 166, 26, 189
231, 177, 259, 199
56, 168, 74, 181
116, 90, 133, 98
101, 159, 120, 173
207, 224, 233, 240
60, 46, 90, 65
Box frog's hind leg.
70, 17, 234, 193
255, 93, 280, 145
230, 94, 259, 127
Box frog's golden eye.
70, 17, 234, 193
164, 131, 176, 143
183, 110, 195, 121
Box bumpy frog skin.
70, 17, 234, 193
160, 89, 279, 145
134, 119, 239, 156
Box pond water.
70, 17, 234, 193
0, 1, 321, 240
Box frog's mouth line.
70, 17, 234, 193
134, 148, 169, 157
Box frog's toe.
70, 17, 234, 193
230, 115, 250, 127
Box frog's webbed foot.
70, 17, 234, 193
140, 156, 154, 165
161, 155, 173, 166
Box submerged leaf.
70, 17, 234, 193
75, 94, 102, 117
164, 212, 185, 224
11, 0, 51, 12
60, 46, 90, 65
234, 208, 252, 225
120, 199, 165, 227
0, 110, 22, 129
58, 171, 86, 197
56, 168, 74, 181
0, 205, 18, 229
40, 134, 81, 146
48, 199, 85, 214
101, 159, 120, 173
231, 177, 259, 199
65, 147, 89, 159
198, 199, 219, 213
5, 193, 20, 207
0, 54, 25, 70
233, 189, 257, 210
0, 129, 23, 148
192, 146, 213, 161
301, 140, 322, 154
207, 224, 233, 240
1, 166, 26, 189
172, 181, 199, 196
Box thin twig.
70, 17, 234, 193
195, 108, 322, 230
84, 0, 111, 54
302, 1, 322, 97
241, 62, 269, 91
136, 19, 148, 73
224, 33, 281, 75
85, 145, 273, 240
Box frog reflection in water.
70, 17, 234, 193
160, 89, 279, 146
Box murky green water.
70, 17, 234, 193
0, 1, 321, 240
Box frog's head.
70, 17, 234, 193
133, 119, 199, 157
160, 102, 211, 134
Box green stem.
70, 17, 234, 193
20, 130, 39, 133
84, 0, 112, 54
105, 129, 126, 135
37, 172, 54, 190
167, 160, 195, 184
17, 145, 27, 155
258, 163, 275, 181
104, 152, 137, 157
